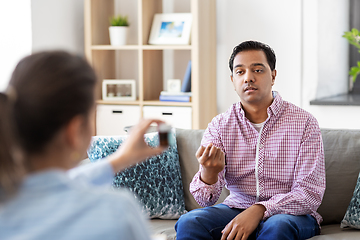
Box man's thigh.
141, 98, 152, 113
257, 214, 319, 240
175, 204, 244, 240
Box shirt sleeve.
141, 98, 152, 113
257, 116, 326, 220
67, 159, 114, 187
189, 115, 227, 207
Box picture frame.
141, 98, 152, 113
102, 79, 136, 101
148, 13, 192, 45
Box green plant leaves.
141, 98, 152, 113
343, 28, 360, 83
110, 15, 129, 27
349, 64, 360, 83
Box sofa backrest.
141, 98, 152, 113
175, 128, 228, 211
175, 128, 360, 225
317, 129, 360, 225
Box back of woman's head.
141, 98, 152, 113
0, 51, 97, 197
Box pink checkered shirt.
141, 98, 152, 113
190, 92, 326, 225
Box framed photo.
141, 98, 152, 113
102, 79, 136, 101
148, 13, 192, 45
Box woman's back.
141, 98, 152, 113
0, 51, 164, 240
0, 168, 150, 240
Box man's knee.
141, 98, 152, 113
258, 214, 318, 240
175, 209, 203, 231
263, 214, 297, 229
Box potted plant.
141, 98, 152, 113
109, 15, 129, 46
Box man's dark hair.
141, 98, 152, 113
229, 40, 276, 73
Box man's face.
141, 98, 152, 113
231, 50, 276, 107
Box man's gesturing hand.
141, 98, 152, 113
196, 143, 225, 185
221, 204, 266, 240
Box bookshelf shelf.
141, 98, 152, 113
96, 100, 141, 105
143, 100, 192, 107
91, 45, 193, 50
141, 45, 193, 50
84, 0, 216, 130
91, 45, 140, 50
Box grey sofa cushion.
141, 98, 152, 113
317, 129, 360, 225
310, 224, 360, 239
175, 128, 204, 211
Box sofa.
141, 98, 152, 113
148, 128, 360, 240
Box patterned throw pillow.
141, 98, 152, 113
341, 172, 360, 229
87, 130, 187, 219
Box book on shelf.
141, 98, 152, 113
160, 91, 192, 96
159, 94, 191, 102
159, 60, 192, 102
181, 60, 191, 92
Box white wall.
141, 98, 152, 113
27, 0, 360, 129
31, 0, 84, 54
0, 0, 32, 91
216, 0, 360, 130
216, 0, 302, 112
302, 0, 360, 129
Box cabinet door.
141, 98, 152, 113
143, 106, 192, 129
96, 104, 141, 135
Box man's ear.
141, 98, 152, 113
271, 70, 277, 86
230, 74, 234, 83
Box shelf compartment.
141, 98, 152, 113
143, 105, 192, 129
86, 0, 138, 46
96, 104, 141, 135
92, 50, 139, 101
142, 50, 163, 101
141, 0, 162, 45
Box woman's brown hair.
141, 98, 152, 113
0, 51, 97, 199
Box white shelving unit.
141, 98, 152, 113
84, 0, 217, 134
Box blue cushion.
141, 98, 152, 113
341, 172, 360, 229
87, 130, 187, 219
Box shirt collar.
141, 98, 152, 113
237, 91, 283, 119
267, 91, 283, 117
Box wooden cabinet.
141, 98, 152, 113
143, 106, 192, 129
96, 105, 141, 135
84, 0, 216, 131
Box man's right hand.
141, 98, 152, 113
196, 143, 225, 185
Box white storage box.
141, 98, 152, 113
143, 106, 192, 129
96, 104, 141, 135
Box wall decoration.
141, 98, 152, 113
149, 13, 192, 45
102, 79, 136, 101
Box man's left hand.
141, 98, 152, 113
221, 204, 266, 240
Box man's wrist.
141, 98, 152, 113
200, 169, 218, 185
252, 204, 266, 219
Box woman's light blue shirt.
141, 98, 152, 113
0, 160, 151, 240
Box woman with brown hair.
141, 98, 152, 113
0, 51, 165, 239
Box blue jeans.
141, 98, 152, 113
175, 204, 320, 240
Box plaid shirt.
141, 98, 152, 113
190, 92, 326, 225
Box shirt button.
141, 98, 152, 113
259, 143, 264, 149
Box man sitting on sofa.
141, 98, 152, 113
175, 40, 326, 240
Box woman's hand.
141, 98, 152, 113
108, 119, 167, 173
